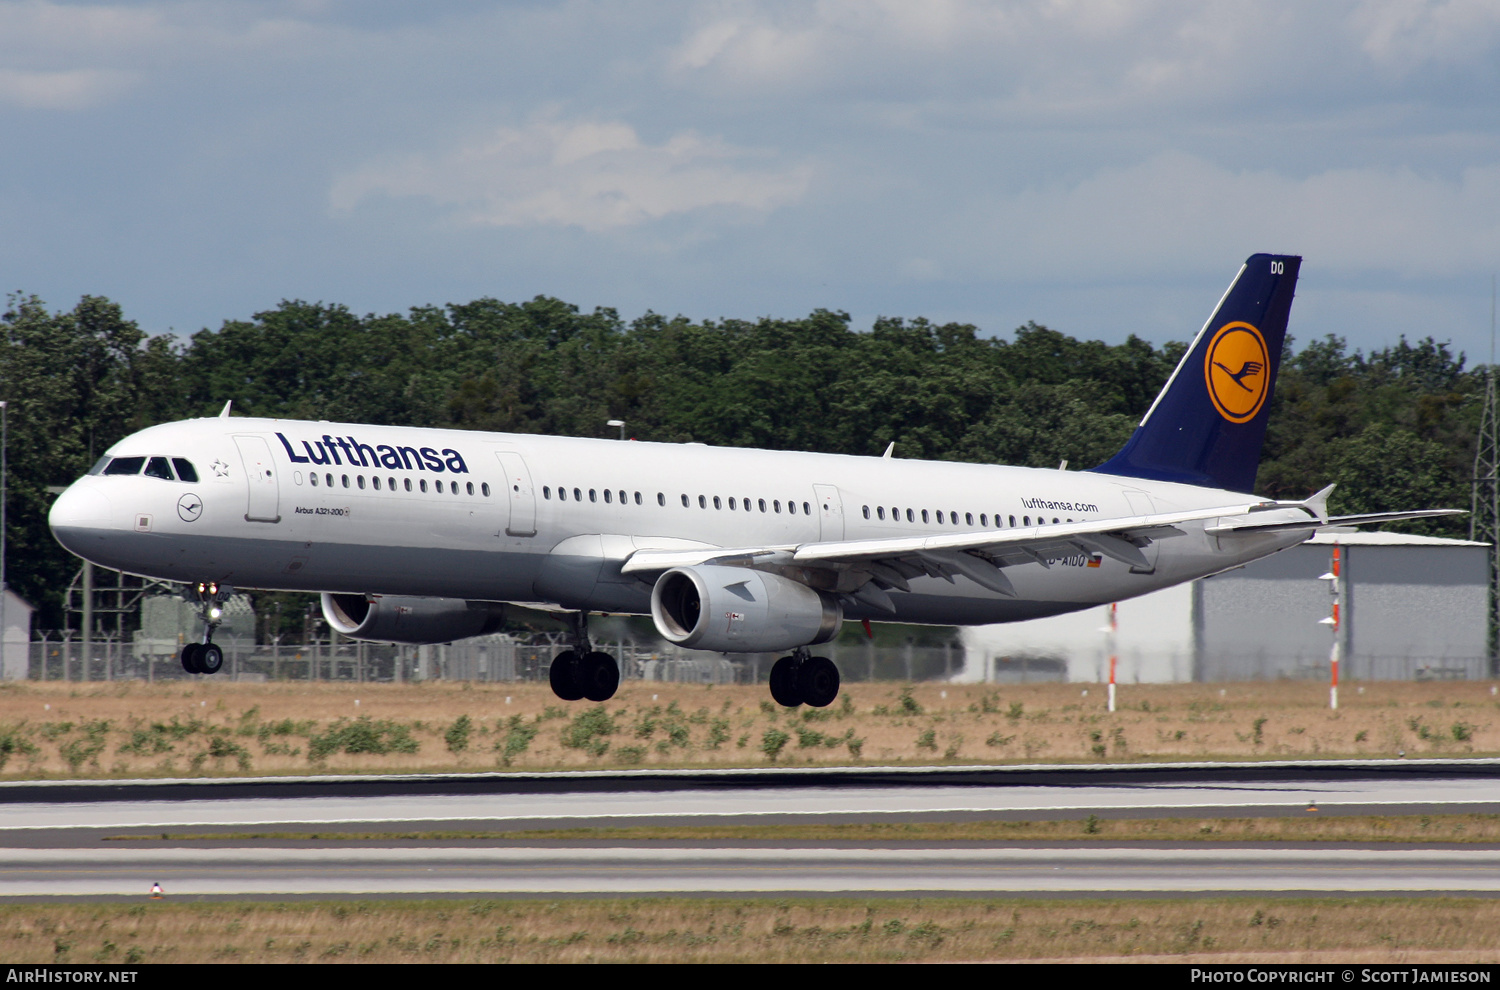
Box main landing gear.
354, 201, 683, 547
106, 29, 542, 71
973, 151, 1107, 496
548, 612, 620, 703
769, 648, 840, 709
180, 581, 230, 676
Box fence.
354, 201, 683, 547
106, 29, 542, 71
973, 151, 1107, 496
16, 633, 1493, 684
19, 633, 974, 685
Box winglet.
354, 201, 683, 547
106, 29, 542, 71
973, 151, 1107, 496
882, 442, 895, 459
218, 400, 233, 419
1304, 484, 1335, 523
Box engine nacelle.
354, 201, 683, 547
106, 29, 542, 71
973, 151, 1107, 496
321, 593, 506, 645
650, 565, 842, 653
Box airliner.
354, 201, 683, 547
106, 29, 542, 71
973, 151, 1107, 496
47, 255, 1457, 707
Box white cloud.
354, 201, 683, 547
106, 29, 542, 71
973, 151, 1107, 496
667, 1, 1498, 117
1352, 0, 1500, 72
0, 67, 134, 109
940, 152, 1500, 280
330, 117, 813, 231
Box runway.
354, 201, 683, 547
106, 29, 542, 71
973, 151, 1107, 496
5, 760, 1500, 834
4, 761, 1499, 898
4, 845, 1500, 898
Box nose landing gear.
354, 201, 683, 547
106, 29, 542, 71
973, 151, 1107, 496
547, 613, 621, 702
180, 581, 230, 676
769, 649, 840, 708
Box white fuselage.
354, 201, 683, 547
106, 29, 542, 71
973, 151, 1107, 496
48, 417, 1309, 627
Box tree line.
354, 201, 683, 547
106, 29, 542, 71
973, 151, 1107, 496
0, 292, 1481, 629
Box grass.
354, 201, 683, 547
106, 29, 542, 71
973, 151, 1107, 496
95, 813, 1500, 845
5, 897, 1500, 963
1, 679, 1499, 779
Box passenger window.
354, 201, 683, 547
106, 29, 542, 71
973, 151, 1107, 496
310, 473, 319, 487
1009, 515, 1016, 527
681, 494, 689, 507
744, 497, 752, 512
171, 458, 199, 482
325, 473, 333, 487
1053, 517, 1059, 524
935, 510, 944, 524
904, 508, 913, 522
862, 505, 870, 519
543, 486, 551, 499
803, 502, 810, 515
405, 478, 412, 492
774, 500, 781, 513
144, 457, 174, 481
951, 510, 959, 525
103, 457, 145, 476
921, 509, 929, 523
966, 512, 974, 526
713, 496, 722, 509
388, 477, 396, 490
635, 492, 643, 505
573, 488, 581, 502
589, 489, 597, 502
373, 477, 381, 491
357, 476, 366, 490
788, 501, 796, 515
482, 483, 490, 497
620, 490, 628, 504
657, 493, 665, 506
728, 497, 736, 510
341, 475, 350, 488
453, 483, 460, 496
877, 506, 885, 520
420, 479, 428, 493
467, 482, 474, 496
698, 495, 707, 508
758, 499, 766, 512
604, 489, 613, 504
1024, 516, 1030, 526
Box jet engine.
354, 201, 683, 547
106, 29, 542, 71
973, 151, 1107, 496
321, 593, 507, 645
650, 565, 842, 653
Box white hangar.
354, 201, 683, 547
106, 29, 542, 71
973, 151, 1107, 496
959, 531, 1491, 683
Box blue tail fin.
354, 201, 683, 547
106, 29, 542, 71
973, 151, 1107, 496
1090, 253, 1300, 494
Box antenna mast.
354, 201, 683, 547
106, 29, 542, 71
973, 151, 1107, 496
1473, 274, 1499, 675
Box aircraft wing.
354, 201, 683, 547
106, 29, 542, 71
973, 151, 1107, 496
620, 501, 1276, 605
620, 494, 1466, 611
1204, 508, 1464, 536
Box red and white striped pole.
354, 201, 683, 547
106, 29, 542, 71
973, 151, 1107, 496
1319, 542, 1341, 710
1107, 602, 1118, 713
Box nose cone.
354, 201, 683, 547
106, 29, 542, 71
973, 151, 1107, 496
48, 484, 115, 558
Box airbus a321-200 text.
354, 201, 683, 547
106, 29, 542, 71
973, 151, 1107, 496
47, 255, 1458, 707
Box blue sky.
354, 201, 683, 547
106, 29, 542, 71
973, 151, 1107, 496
3, 0, 1499, 360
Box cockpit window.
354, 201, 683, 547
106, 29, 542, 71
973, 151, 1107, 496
103, 456, 145, 476
172, 458, 199, 483
144, 457, 174, 481
87, 455, 111, 476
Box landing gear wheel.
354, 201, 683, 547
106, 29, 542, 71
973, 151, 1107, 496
199, 643, 224, 675
578, 651, 620, 703
769, 656, 803, 708
180, 643, 204, 674
799, 656, 840, 708
549, 650, 585, 701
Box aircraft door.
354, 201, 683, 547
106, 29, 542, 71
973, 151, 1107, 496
494, 450, 538, 537
1122, 490, 1159, 573
814, 484, 845, 541
233, 435, 281, 523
